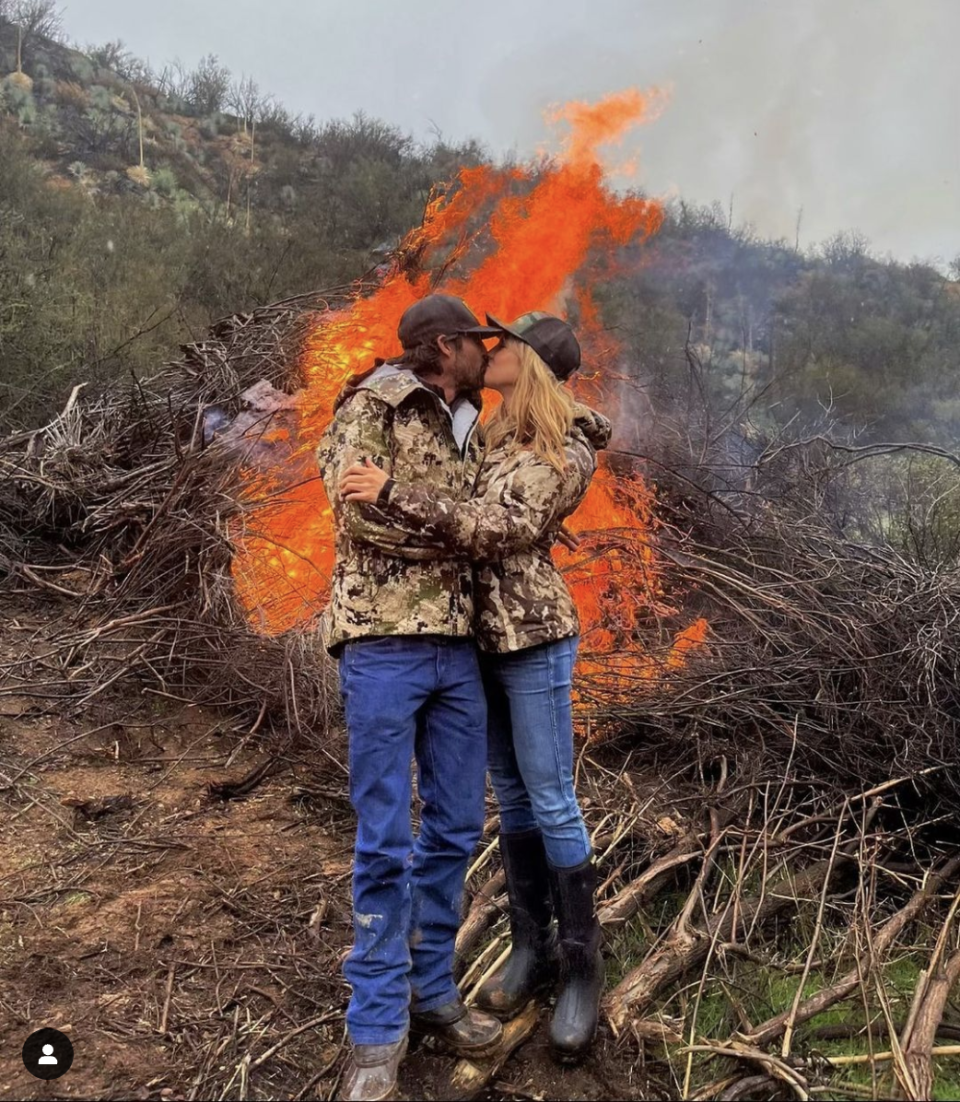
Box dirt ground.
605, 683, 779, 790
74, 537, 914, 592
0, 604, 668, 1102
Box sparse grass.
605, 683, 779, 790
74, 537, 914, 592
606, 902, 960, 1102
605, 919, 647, 989
61, 889, 94, 908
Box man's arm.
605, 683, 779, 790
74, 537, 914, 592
317, 390, 448, 560
379, 458, 574, 563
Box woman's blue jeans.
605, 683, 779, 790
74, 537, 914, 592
481, 636, 591, 869
339, 635, 488, 1046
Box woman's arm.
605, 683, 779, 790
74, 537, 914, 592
343, 454, 577, 562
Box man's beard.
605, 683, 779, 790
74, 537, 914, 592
453, 351, 487, 394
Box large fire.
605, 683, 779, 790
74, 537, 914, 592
231, 88, 708, 696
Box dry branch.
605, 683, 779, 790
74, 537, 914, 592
896, 883, 960, 1101
597, 840, 701, 929
605, 854, 850, 1035
740, 853, 960, 1050
899, 950, 960, 1101
0, 287, 358, 743
455, 869, 506, 963
446, 1001, 540, 1101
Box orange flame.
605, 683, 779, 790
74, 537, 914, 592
230, 88, 707, 696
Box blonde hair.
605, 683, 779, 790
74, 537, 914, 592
483, 339, 576, 472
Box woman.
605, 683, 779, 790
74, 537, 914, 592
339, 312, 610, 1062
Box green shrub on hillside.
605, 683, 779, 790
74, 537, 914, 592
150, 165, 177, 196
87, 83, 113, 111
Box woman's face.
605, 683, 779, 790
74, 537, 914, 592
483, 340, 522, 391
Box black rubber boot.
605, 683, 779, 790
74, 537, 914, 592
548, 857, 603, 1063
474, 829, 558, 1020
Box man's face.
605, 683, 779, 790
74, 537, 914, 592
450, 334, 489, 393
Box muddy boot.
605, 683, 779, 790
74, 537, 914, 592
475, 828, 558, 1019
548, 857, 603, 1063
410, 998, 503, 1058
339, 1035, 408, 1101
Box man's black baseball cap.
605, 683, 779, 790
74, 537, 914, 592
398, 294, 503, 350
486, 312, 581, 381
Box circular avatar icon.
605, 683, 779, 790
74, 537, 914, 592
22, 1028, 74, 1080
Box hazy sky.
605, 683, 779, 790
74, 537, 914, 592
71, 0, 959, 264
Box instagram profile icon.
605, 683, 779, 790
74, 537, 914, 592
22, 1028, 74, 1080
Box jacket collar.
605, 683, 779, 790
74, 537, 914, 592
333, 360, 482, 416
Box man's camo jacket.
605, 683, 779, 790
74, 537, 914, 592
379, 405, 612, 653
316, 363, 483, 654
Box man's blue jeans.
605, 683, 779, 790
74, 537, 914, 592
481, 636, 591, 869
339, 635, 487, 1046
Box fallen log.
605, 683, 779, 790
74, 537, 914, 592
445, 1000, 540, 1101
899, 950, 960, 1101
597, 842, 701, 929
455, 869, 505, 963
897, 882, 960, 1102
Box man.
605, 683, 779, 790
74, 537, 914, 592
316, 294, 504, 1102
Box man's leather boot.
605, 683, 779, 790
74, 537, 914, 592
475, 828, 558, 1019
410, 998, 503, 1058
548, 857, 603, 1063
339, 1035, 408, 1102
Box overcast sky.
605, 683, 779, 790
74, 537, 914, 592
71, 0, 959, 264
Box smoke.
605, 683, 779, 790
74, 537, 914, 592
475, 0, 960, 263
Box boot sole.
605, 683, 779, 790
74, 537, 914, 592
338, 1037, 408, 1102
441, 1034, 504, 1060
550, 1022, 598, 1065
551, 1042, 592, 1066
481, 1003, 533, 1024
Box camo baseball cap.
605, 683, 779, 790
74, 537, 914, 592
398, 294, 503, 349
486, 312, 582, 381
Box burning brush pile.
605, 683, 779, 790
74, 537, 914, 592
3, 88, 960, 1098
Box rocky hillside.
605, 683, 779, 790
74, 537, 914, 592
0, 15, 485, 429
0, 19, 481, 224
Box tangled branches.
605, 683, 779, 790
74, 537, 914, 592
3, 285, 960, 792
0, 287, 356, 743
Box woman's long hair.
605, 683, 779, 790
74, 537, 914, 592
483, 338, 576, 472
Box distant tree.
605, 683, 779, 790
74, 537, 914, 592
3, 0, 63, 47
292, 112, 319, 146
155, 58, 191, 106
86, 39, 132, 73
226, 74, 262, 133
821, 229, 870, 270
188, 54, 230, 115
84, 39, 151, 84
257, 96, 293, 134
66, 101, 136, 158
